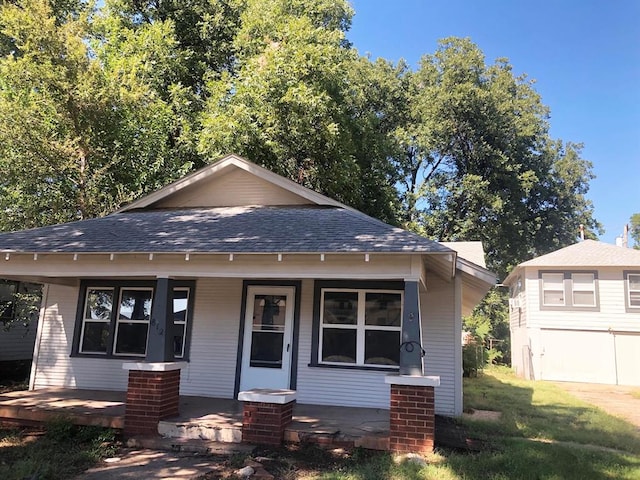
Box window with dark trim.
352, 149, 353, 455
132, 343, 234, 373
73, 280, 195, 359
539, 271, 599, 310
625, 271, 640, 310
311, 281, 404, 369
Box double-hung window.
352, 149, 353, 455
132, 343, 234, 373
625, 272, 640, 309
75, 281, 194, 359
539, 271, 598, 310
319, 288, 402, 367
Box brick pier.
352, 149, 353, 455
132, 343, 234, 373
122, 362, 186, 436
385, 375, 440, 454
238, 389, 296, 446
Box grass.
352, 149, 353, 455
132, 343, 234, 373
0, 418, 118, 480
290, 366, 640, 480
631, 389, 640, 400
2, 368, 639, 479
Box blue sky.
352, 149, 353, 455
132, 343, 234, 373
347, 0, 640, 245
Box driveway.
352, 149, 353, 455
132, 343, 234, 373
555, 382, 640, 431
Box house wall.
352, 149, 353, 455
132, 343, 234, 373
517, 266, 640, 385
31, 273, 461, 414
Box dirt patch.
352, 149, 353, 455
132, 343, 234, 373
462, 409, 502, 422
555, 382, 640, 431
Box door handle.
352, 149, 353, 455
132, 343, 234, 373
287, 344, 290, 352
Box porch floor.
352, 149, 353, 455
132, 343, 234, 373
0, 388, 390, 449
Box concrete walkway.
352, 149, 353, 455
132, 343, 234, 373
555, 382, 640, 431
74, 449, 227, 480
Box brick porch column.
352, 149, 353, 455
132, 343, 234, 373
238, 389, 296, 446
385, 375, 440, 454
122, 362, 186, 436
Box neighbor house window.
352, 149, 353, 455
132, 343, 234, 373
75, 281, 194, 359
319, 289, 402, 367
539, 271, 598, 310
626, 272, 640, 309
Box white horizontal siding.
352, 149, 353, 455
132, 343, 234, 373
295, 280, 391, 408
422, 276, 457, 416
525, 267, 640, 332
0, 323, 37, 361
154, 167, 310, 208
32, 284, 129, 391
179, 278, 243, 398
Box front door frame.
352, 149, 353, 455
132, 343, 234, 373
234, 280, 301, 397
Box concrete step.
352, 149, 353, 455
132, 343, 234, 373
158, 420, 242, 443
126, 435, 254, 455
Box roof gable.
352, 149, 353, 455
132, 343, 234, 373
118, 154, 349, 212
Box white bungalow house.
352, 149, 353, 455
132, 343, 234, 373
0, 154, 495, 449
505, 240, 640, 386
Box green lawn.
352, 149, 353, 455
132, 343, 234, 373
310, 367, 640, 480
0, 419, 118, 480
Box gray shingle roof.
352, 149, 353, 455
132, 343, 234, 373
0, 206, 451, 254
519, 239, 640, 267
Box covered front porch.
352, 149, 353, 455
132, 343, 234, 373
0, 388, 390, 450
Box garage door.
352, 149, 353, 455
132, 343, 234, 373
540, 329, 617, 384
614, 333, 640, 386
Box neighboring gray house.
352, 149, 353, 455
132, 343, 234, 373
505, 240, 640, 386
0, 280, 40, 366
0, 154, 495, 416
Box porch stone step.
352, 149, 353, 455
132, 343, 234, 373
158, 420, 243, 443
126, 435, 255, 455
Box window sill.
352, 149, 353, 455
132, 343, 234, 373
539, 305, 600, 312
308, 362, 399, 372
70, 353, 190, 362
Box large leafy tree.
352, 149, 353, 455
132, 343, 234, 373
198, 0, 400, 221
394, 38, 600, 278
631, 213, 640, 249
0, 0, 192, 229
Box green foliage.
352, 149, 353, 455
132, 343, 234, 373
0, 422, 118, 480
395, 38, 601, 279
631, 213, 640, 249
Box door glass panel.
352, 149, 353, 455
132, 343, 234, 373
250, 295, 286, 367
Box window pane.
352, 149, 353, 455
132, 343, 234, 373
629, 275, 640, 291
542, 273, 564, 290
572, 273, 594, 287
85, 289, 113, 320
173, 321, 187, 358
250, 331, 283, 368
323, 291, 357, 325
173, 289, 189, 323
119, 289, 152, 320
253, 295, 286, 331
630, 291, 640, 307
365, 293, 401, 326
114, 323, 148, 355
573, 290, 595, 306
321, 328, 356, 363
365, 330, 400, 366
81, 321, 109, 353
543, 290, 564, 305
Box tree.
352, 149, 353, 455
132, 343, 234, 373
0, 0, 193, 230
631, 213, 640, 249
197, 0, 400, 221
393, 38, 601, 278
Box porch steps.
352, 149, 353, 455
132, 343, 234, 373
127, 435, 255, 455
158, 419, 243, 443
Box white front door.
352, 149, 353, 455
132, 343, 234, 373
239, 286, 295, 391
